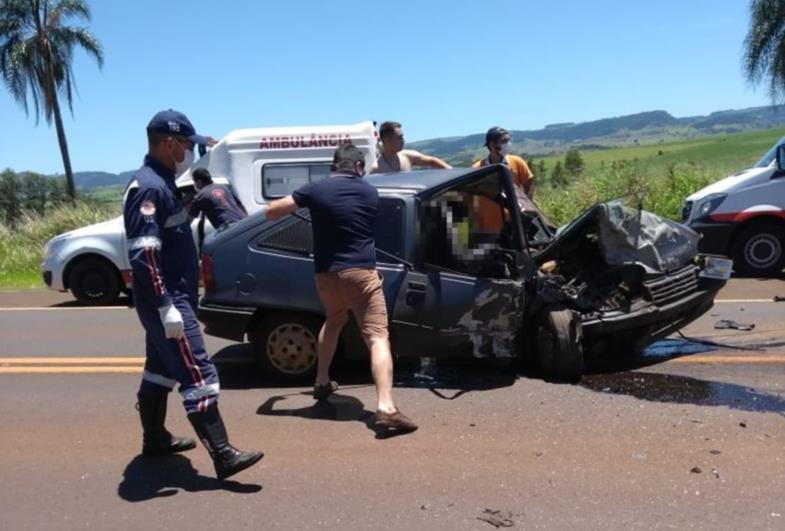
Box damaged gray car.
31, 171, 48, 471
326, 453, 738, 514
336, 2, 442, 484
198, 165, 728, 382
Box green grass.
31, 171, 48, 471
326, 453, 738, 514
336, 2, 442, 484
532, 126, 785, 179
0, 202, 120, 289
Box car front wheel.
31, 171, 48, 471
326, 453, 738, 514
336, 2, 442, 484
68, 257, 121, 306
535, 306, 584, 383
250, 312, 321, 382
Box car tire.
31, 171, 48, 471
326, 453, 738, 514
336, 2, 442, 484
69, 257, 121, 306
250, 312, 321, 382
731, 221, 785, 277
535, 306, 583, 383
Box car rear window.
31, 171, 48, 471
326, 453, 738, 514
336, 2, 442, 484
254, 198, 405, 263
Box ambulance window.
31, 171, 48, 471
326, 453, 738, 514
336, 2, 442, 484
262, 163, 332, 198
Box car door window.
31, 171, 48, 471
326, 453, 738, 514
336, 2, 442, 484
375, 198, 405, 264
421, 170, 516, 278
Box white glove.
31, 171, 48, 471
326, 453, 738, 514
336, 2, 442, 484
158, 304, 184, 340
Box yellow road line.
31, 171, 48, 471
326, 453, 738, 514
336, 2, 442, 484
0, 357, 144, 365
0, 367, 142, 374
672, 354, 785, 364
0, 306, 128, 311
714, 299, 779, 303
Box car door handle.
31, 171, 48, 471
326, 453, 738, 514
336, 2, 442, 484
407, 281, 427, 292
406, 281, 427, 306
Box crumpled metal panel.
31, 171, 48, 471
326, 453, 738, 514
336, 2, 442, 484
597, 201, 699, 273
454, 280, 525, 358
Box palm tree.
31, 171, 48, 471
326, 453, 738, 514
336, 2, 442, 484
744, 0, 785, 101
0, 0, 103, 200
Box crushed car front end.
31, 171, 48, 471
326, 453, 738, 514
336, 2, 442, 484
529, 196, 728, 359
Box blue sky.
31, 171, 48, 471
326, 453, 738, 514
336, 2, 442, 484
0, 0, 771, 174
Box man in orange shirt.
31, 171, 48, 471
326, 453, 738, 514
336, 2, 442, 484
472, 126, 535, 197
472, 127, 535, 231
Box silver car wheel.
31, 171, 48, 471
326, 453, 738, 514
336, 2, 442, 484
266, 322, 318, 375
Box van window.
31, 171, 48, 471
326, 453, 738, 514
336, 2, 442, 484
262, 163, 331, 198
755, 135, 785, 168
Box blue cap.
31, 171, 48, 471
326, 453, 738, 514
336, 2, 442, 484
147, 109, 208, 145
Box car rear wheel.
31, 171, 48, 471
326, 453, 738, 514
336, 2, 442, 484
69, 257, 121, 306
251, 313, 321, 382
535, 306, 583, 382
732, 222, 785, 277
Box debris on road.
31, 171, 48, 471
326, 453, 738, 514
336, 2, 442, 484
773, 296, 785, 302
690, 466, 702, 474
477, 509, 522, 528
714, 319, 755, 331
739, 422, 747, 428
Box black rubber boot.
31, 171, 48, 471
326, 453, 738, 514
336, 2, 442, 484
137, 391, 197, 456
187, 403, 263, 480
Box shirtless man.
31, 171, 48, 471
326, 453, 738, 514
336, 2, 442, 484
371, 121, 452, 173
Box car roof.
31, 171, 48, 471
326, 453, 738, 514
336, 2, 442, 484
365, 168, 478, 194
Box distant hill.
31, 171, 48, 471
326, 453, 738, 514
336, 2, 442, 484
31, 104, 785, 189
409, 104, 785, 165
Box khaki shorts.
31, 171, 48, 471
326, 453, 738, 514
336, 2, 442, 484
315, 268, 389, 341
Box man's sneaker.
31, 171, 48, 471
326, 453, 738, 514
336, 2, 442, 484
313, 380, 339, 400
374, 410, 418, 433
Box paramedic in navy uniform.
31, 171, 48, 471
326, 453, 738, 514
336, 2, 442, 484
123, 109, 262, 480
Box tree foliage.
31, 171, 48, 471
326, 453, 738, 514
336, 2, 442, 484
0, 0, 103, 199
564, 148, 585, 177
744, 0, 785, 100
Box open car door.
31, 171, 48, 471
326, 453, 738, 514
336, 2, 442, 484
390, 165, 531, 359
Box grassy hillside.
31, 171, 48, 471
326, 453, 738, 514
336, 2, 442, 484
531, 126, 785, 179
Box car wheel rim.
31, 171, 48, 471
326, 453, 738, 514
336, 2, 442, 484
744, 234, 781, 269
266, 323, 317, 375
82, 272, 106, 299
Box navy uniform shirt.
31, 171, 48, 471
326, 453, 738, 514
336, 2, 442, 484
123, 155, 199, 309
292, 172, 377, 273
189, 183, 246, 229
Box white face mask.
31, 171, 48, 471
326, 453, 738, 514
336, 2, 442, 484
499, 142, 513, 157
175, 149, 195, 176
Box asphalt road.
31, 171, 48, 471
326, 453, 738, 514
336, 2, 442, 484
1, 280, 784, 530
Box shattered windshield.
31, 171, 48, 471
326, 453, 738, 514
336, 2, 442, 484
597, 195, 699, 273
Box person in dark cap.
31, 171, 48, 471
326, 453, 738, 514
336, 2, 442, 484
189, 168, 247, 230
123, 109, 263, 480
473, 126, 535, 197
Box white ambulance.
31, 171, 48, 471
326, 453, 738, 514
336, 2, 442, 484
683, 135, 785, 276
41, 121, 379, 304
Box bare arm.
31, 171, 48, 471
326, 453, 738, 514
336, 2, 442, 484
266, 195, 299, 220
405, 150, 452, 169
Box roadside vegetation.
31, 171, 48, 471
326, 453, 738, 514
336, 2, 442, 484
0, 169, 118, 288
530, 126, 785, 225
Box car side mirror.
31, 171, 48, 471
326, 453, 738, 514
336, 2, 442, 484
777, 145, 785, 172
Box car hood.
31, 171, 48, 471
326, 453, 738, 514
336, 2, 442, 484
537, 198, 699, 274
685, 166, 773, 201
56, 215, 125, 240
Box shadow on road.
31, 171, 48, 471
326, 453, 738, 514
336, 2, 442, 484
580, 371, 785, 414
216, 350, 519, 400
117, 454, 262, 501
50, 296, 133, 308
256, 393, 412, 439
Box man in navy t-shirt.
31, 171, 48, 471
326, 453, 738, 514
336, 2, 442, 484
266, 144, 417, 434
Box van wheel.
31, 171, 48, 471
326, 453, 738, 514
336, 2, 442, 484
732, 222, 785, 277
69, 257, 121, 306
535, 306, 583, 382
250, 313, 321, 382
